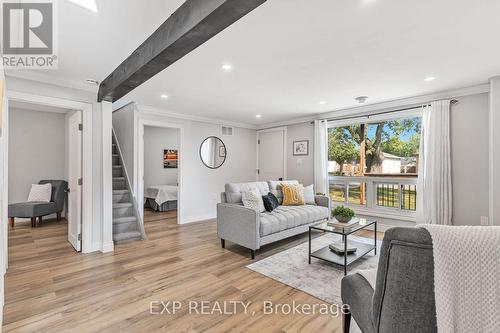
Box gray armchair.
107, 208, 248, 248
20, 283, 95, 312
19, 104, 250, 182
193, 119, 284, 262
341, 227, 437, 333
8, 180, 68, 228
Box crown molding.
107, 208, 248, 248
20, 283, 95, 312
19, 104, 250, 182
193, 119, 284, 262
136, 104, 257, 130
257, 83, 490, 129
5, 71, 99, 94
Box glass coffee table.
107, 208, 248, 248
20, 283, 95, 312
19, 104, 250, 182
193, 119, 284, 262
308, 219, 377, 275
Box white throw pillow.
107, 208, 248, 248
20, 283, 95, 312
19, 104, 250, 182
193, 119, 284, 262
242, 190, 265, 213
27, 183, 52, 202
303, 184, 316, 205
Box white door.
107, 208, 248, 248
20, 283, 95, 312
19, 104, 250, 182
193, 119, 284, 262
67, 111, 82, 251
258, 129, 286, 181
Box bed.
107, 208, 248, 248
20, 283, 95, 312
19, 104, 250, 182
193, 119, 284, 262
144, 185, 178, 212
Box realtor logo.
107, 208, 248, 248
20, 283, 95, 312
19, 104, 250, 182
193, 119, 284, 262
1, 0, 58, 69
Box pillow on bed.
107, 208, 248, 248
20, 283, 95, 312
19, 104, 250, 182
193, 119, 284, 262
242, 190, 265, 213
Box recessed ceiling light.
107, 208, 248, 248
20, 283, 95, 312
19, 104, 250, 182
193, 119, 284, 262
221, 64, 232, 71
160, 94, 169, 99
319, 101, 327, 105
85, 78, 99, 86
355, 96, 369, 104
424, 76, 436, 82
255, 114, 262, 118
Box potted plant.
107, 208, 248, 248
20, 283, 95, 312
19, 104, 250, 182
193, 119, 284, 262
332, 206, 355, 223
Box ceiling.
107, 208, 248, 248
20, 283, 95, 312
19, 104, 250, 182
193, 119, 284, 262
7, 0, 500, 125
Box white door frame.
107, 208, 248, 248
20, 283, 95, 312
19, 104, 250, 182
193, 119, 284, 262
5, 90, 94, 253
136, 118, 184, 225
256, 126, 287, 181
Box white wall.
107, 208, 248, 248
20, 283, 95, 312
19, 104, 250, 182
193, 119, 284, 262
0, 61, 6, 329
113, 103, 135, 191
490, 77, 500, 226
451, 93, 490, 226
286, 122, 314, 186
144, 126, 178, 188
8, 108, 67, 205
112, 104, 257, 223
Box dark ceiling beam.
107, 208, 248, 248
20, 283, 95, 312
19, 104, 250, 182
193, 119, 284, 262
98, 0, 267, 102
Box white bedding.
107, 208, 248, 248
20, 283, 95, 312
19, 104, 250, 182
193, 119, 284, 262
144, 185, 178, 205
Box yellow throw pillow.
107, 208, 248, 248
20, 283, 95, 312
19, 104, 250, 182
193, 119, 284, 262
281, 184, 305, 206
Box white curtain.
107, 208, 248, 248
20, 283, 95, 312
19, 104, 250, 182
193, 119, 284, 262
314, 120, 328, 195
417, 100, 453, 225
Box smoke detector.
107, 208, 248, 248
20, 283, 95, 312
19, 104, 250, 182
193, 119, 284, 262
355, 96, 368, 104
85, 78, 99, 86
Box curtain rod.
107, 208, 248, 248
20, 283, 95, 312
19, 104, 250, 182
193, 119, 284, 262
317, 99, 458, 123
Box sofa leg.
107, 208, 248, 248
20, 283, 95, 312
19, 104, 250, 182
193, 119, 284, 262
343, 308, 351, 333
221, 239, 225, 249
9, 217, 14, 229
31, 217, 36, 228
56, 212, 61, 221
37, 216, 43, 227
250, 249, 255, 260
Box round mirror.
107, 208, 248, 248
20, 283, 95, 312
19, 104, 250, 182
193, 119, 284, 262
200, 136, 226, 169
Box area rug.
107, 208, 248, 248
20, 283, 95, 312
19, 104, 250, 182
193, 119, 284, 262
247, 233, 381, 305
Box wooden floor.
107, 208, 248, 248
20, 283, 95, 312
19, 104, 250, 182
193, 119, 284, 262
3, 211, 383, 333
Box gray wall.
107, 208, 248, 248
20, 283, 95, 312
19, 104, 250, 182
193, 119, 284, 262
286, 122, 314, 186
282, 93, 490, 226
113, 104, 258, 223
144, 126, 178, 188
451, 93, 490, 226
8, 108, 66, 203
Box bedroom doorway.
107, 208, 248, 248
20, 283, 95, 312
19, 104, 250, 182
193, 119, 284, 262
138, 122, 182, 226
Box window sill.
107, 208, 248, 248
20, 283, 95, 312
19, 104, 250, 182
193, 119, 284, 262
332, 203, 417, 223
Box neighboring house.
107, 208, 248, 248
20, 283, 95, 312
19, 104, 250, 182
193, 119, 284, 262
370, 152, 402, 174
401, 156, 418, 174
329, 152, 403, 175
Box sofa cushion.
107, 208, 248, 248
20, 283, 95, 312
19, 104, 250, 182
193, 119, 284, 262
303, 184, 316, 205
8, 202, 58, 218
281, 184, 305, 206
268, 180, 299, 204
225, 182, 270, 204
262, 192, 279, 212
259, 205, 329, 237
242, 190, 265, 212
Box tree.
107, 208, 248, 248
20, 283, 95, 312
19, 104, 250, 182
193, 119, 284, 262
365, 123, 384, 173
328, 128, 358, 175
329, 117, 421, 174
381, 134, 420, 157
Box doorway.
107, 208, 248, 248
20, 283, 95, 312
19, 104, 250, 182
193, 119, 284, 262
4, 91, 94, 255
137, 120, 183, 226
257, 127, 287, 181
7, 101, 83, 252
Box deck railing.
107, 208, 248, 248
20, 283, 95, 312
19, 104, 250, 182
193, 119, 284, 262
329, 175, 418, 214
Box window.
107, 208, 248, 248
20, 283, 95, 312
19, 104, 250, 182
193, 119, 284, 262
328, 115, 421, 216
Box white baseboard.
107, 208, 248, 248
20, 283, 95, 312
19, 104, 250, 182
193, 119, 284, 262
181, 215, 216, 224
101, 241, 114, 253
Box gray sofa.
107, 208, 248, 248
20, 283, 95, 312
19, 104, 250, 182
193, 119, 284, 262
8, 180, 68, 228
217, 180, 331, 259
341, 227, 436, 333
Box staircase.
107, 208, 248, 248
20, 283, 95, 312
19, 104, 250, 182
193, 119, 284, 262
112, 132, 146, 244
